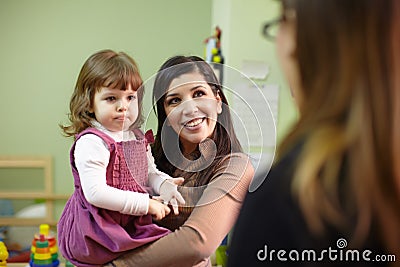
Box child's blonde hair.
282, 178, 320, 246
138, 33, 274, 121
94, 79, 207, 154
61, 49, 144, 138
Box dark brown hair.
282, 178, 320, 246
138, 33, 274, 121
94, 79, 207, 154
152, 55, 242, 186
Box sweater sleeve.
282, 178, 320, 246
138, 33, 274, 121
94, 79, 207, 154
75, 134, 149, 215
110, 153, 254, 267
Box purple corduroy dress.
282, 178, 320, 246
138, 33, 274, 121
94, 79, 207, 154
58, 128, 170, 267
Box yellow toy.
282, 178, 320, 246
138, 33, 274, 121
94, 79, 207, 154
0, 240, 8, 267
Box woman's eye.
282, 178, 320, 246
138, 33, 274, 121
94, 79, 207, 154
167, 98, 180, 105
193, 90, 206, 98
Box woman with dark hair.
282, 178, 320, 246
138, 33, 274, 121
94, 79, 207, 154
107, 56, 254, 266
152, 56, 243, 187
228, 0, 400, 266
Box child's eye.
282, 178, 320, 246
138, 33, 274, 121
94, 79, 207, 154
105, 96, 116, 102
128, 95, 137, 101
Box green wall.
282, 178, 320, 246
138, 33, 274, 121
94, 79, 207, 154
0, 0, 212, 196
0, 0, 297, 219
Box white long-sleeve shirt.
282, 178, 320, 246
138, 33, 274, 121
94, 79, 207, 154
74, 122, 171, 216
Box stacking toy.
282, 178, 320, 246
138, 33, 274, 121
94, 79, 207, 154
29, 224, 59, 267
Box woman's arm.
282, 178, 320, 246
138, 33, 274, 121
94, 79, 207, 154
110, 153, 254, 267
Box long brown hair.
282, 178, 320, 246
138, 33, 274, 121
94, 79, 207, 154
278, 0, 400, 253
151, 55, 242, 186
60, 49, 144, 138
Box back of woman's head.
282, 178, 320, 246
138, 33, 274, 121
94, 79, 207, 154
280, 0, 400, 253
61, 49, 144, 137
285, 0, 393, 120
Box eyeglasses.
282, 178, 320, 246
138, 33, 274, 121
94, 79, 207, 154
262, 17, 283, 41
262, 10, 296, 41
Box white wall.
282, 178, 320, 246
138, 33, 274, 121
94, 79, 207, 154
211, 0, 298, 143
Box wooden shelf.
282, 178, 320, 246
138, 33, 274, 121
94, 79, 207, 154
0, 156, 68, 227
0, 192, 69, 200
0, 217, 59, 226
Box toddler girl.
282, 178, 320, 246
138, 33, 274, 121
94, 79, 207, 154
58, 49, 184, 266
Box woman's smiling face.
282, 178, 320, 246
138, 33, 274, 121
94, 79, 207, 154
163, 72, 222, 154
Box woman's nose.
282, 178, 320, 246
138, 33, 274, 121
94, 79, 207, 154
181, 99, 199, 115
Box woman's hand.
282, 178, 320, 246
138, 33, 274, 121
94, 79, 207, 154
148, 198, 171, 220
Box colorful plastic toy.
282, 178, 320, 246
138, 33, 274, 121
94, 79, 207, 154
0, 240, 8, 267
204, 26, 225, 64
29, 224, 59, 267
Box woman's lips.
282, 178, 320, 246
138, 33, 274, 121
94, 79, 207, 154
183, 117, 205, 128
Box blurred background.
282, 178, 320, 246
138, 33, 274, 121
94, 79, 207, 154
0, 0, 296, 234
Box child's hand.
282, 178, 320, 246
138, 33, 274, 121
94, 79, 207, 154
155, 178, 185, 215
148, 198, 171, 220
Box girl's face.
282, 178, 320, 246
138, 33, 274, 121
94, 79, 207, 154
91, 85, 138, 132
163, 72, 222, 154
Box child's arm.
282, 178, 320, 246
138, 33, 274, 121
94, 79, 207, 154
75, 134, 153, 215
148, 198, 171, 220
146, 146, 172, 193
147, 146, 185, 214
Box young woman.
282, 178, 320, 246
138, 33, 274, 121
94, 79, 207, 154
107, 56, 254, 266
228, 1, 400, 266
